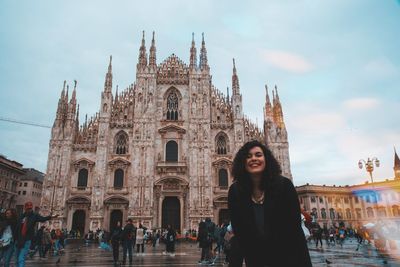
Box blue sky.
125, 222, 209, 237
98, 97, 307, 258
0, 0, 399, 186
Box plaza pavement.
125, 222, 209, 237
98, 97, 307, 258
23, 238, 400, 267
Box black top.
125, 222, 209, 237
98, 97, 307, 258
228, 175, 312, 267
253, 203, 265, 238
16, 212, 51, 247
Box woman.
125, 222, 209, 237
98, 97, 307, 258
136, 224, 145, 253
165, 225, 176, 256
228, 140, 312, 267
197, 221, 211, 264
0, 209, 17, 267
111, 222, 122, 265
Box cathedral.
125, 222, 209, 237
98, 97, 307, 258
40, 32, 292, 234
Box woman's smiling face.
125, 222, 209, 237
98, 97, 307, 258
245, 146, 266, 176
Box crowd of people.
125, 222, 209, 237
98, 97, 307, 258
0, 202, 57, 267
305, 221, 400, 252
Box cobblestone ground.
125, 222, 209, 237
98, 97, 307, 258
22, 238, 400, 266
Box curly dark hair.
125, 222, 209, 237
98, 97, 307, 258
232, 140, 282, 194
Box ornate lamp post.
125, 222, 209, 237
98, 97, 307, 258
358, 157, 380, 184
358, 157, 380, 218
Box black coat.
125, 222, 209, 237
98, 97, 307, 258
16, 212, 51, 247
228, 176, 312, 267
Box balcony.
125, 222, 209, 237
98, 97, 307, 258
71, 187, 92, 195
107, 187, 129, 195
213, 186, 229, 193
156, 161, 187, 174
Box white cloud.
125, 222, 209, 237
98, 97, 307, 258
343, 97, 380, 110
290, 112, 345, 134
260, 49, 313, 73
364, 57, 398, 78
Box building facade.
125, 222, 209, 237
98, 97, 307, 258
15, 168, 44, 215
296, 151, 400, 228
0, 155, 24, 209
40, 32, 292, 234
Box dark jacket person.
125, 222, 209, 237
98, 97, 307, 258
228, 140, 312, 267
15, 202, 54, 267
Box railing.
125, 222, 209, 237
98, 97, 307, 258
156, 161, 187, 174
107, 187, 129, 195
71, 187, 92, 195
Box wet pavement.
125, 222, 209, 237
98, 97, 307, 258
22, 238, 400, 266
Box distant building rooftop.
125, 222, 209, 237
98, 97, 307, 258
20, 168, 45, 183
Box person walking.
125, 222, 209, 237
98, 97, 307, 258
40, 227, 52, 258
111, 221, 122, 265
197, 221, 211, 264
136, 224, 145, 254
228, 140, 311, 266
0, 209, 18, 267
314, 225, 323, 248
14, 202, 56, 267
121, 219, 136, 265
165, 225, 176, 256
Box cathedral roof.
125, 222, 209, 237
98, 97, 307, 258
157, 54, 189, 85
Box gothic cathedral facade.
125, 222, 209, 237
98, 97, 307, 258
40, 32, 292, 233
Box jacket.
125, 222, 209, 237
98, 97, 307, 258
16, 212, 51, 247
228, 175, 312, 267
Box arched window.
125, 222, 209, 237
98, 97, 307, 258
312, 208, 318, 219
218, 169, 228, 187
337, 210, 343, 220
367, 207, 374, 218
329, 208, 335, 219
77, 169, 88, 188
115, 131, 128, 154
216, 134, 228, 155
114, 169, 124, 188
321, 208, 327, 219
166, 92, 179, 120
378, 207, 387, 217
392, 205, 400, 217
355, 208, 362, 219
166, 141, 178, 162
346, 209, 352, 219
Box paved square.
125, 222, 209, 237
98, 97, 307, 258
23, 239, 400, 266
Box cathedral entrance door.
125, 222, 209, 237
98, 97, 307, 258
162, 197, 180, 230
218, 209, 229, 225
109, 210, 123, 232
72, 210, 86, 235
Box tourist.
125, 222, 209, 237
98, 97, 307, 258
165, 225, 176, 256
14, 202, 56, 267
121, 219, 136, 265
136, 224, 145, 253
111, 221, 122, 265
228, 140, 312, 266
40, 227, 52, 258
197, 221, 211, 264
0, 209, 17, 267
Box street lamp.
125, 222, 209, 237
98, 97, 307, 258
358, 157, 380, 184
358, 157, 380, 218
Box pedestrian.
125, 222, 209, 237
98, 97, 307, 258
111, 221, 122, 265
28, 225, 44, 258
314, 225, 323, 248
197, 221, 211, 264
223, 224, 234, 265
0, 209, 18, 267
121, 218, 136, 265
338, 227, 346, 247
136, 224, 145, 254
228, 140, 312, 266
165, 225, 176, 256
151, 230, 159, 248
40, 227, 52, 258
14, 202, 56, 267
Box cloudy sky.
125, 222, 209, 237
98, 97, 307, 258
0, 0, 399, 186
